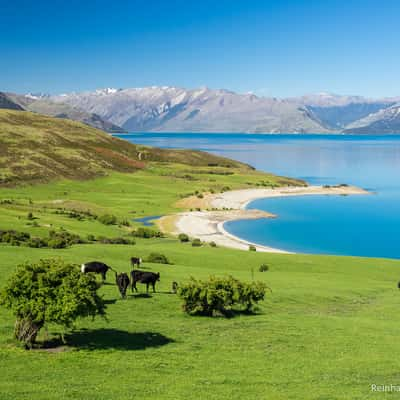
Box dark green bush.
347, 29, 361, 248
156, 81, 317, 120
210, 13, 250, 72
131, 227, 163, 238
47, 238, 68, 249
192, 238, 202, 247
146, 252, 170, 264
48, 230, 83, 247
209, 241, 217, 247
98, 237, 135, 245
259, 264, 269, 272
0, 230, 30, 246
26, 237, 48, 248
249, 245, 257, 252
0, 259, 106, 347
178, 233, 190, 243
98, 214, 118, 225
177, 276, 267, 317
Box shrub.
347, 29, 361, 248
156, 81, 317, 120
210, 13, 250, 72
98, 214, 118, 225
146, 252, 170, 264
249, 245, 257, 252
26, 237, 47, 248
178, 233, 190, 243
27, 212, 34, 220
177, 276, 267, 317
87, 234, 96, 242
98, 237, 135, 245
209, 241, 217, 247
259, 264, 269, 272
47, 238, 68, 249
191, 238, 202, 247
0, 259, 106, 348
0, 230, 30, 246
131, 227, 163, 238
196, 193, 204, 199
48, 230, 83, 247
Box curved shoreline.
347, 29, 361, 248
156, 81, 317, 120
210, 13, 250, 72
158, 185, 370, 253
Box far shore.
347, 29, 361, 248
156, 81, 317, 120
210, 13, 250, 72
157, 185, 370, 253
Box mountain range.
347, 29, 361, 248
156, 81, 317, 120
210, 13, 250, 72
2, 87, 400, 134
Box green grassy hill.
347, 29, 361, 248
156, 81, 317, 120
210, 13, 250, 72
0, 110, 396, 399
0, 109, 298, 187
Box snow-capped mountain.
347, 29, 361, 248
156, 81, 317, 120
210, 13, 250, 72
49, 86, 331, 133
4, 86, 400, 134
344, 103, 400, 133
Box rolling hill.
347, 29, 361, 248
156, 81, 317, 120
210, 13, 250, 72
0, 110, 267, 186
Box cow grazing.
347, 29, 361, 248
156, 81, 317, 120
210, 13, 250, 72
172, 281, 179, 294
130, 257, 142, 268
115, 272, 130, 298
81, 261, 112, 281
131, 270, 160, 293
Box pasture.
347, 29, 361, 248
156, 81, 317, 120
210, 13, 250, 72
0, 241, 400, 399
0, 172, 399, 399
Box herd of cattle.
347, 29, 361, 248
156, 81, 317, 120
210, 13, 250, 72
80, 257, 170, 298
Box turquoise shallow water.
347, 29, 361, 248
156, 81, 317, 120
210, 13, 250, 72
115, 133, 400, 259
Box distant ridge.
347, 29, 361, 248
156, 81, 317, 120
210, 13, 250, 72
49, 87, 331, 133
4, 87, 400, 134
0, 92, 24, 111
5, 92, 126, 133
48, 87, 400, 134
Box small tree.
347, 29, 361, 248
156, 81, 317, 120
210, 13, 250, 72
249, 245, 256, 252
177, 276, 267, 317
0, 259, 106, 348
178, 233, 190, 243
146, 252, 170, 264
98, 214, 118, 225
191, 238, 202, 247
259, 264, 269, 272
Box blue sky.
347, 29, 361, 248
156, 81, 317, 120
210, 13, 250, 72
1, 0, 400, 97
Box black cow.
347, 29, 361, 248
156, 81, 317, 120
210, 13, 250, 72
81, 261, 112, 281
115, 272, 130, 298
131, 269, 160, 293
130, 257, 142, 268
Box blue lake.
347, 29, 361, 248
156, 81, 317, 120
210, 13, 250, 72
115, 133, 400, 259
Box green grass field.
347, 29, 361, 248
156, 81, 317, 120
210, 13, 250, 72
0, 169, 399, 399
1, 242, 399, 400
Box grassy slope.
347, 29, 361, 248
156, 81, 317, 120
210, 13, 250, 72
0, 243, 399, 400
0, 111, 398, 399
0, 174, 399, 400
1, 109, 290, 187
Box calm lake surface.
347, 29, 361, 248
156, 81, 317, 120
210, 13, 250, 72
116, 133, 400, 259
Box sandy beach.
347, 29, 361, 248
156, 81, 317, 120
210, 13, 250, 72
158, 185, 369, 253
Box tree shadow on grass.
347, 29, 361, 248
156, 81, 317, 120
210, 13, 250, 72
103, 299, 117, 305
44, 329, 174, 351
128, 293, 152, 299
